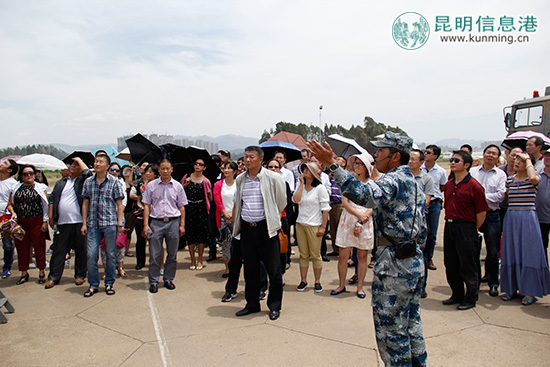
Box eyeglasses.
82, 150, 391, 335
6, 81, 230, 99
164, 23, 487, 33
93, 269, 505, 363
484, 151, 499, 156
267, 165, 279, 169
110, 168, 120, 172
22, 172, 35, 177
354, 161, 365, 166
194, 162, 205, 166
450, 158, 462, 163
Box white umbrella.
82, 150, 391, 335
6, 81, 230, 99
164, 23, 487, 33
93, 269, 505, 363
116, 147, 132, 161
17, 153, 67, 170
326, 134, 368, 158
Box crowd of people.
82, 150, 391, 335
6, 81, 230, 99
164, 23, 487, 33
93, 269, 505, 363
1, 134, 550, 366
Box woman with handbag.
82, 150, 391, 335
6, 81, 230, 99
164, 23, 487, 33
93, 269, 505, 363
213, 161, 238, 277
9, 165, 49, 285
331, 153, 375, 299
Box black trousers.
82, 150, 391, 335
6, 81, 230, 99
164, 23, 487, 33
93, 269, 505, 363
540, 222, 550, 265
225, 238, 267, 294
443, 220, 480, 304
134, 219, 147, 267
48, 223, 87, 282
240, 220, 283, 312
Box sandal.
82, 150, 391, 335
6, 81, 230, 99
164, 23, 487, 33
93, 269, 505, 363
502, 293, 518, 301
190, 265, 196, 270
105, 285, 116, 296
521, 296, 536, 306
38, 272, 46, 284
125, 252, 134, 257
348, 274, 358, 284
196, 263, 204, 271
84, 288, 98, 297
368, 259, 375, 269
118, 268, 128, 278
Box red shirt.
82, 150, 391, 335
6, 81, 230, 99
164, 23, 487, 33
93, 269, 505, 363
444, 174, 489, 223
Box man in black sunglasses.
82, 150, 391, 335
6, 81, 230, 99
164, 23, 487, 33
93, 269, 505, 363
442, 150, 489, 311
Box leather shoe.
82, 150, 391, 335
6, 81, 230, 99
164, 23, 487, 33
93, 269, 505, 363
427, 260, 437, 271
322, 255, 330, 262
135, 264, 144, 270
269, 310, 280, 320
489, 285, 499, 297
235, 308, 260, 317
457, 302, 476, 310
480, 275, 488, 283
75, 278, 85, 286
421, 289, 428, 299
149, 284, 158, 293
206, 255, 217, 262
44, 280, 55, 289
164, 281, 176, 290
442, 298, 461, 305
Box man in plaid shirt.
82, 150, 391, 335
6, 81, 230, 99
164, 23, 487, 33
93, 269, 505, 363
81, 154, 125, 297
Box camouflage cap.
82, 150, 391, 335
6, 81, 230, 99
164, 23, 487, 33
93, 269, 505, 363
370, 131, 412, 154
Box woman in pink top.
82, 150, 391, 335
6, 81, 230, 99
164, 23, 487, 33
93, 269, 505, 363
213, 162, 237, 277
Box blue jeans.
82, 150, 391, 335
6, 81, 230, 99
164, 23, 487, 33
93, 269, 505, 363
479, 210, 501, 287
423, 200, 442, 261
2, 236, 14, 271
87, 226, 117, 288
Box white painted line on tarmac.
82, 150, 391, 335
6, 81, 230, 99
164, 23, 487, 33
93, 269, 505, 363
147, 282, 173, 367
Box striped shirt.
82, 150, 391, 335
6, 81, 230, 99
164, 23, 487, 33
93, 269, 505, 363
507, 176, 538, 210
240, 175, 265, 222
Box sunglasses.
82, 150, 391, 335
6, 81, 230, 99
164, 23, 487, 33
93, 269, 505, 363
22, 171, 35, 177
110, 168, 120, 172
267, 165, 279, 169
194, 162, 205, 166
424, 151, 433, 155
450, 158, 462, 163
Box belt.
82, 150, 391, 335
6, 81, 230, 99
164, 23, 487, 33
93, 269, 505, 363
446, 219, 474, 224
242, 219, 266, 228
188, 200, 204, 204
152, 217, 179, 222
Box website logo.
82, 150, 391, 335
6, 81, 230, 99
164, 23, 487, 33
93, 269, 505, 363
392, 12, 430, 50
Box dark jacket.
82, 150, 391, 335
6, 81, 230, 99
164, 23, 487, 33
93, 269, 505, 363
49, 170, 92, 223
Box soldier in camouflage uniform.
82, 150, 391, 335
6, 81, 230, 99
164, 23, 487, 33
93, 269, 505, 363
308, 132, 427, 367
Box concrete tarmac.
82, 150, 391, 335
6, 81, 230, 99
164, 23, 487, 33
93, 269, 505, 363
1, 222, 549, 366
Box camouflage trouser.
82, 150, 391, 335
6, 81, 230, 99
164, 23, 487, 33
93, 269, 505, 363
372, 273, 427, 366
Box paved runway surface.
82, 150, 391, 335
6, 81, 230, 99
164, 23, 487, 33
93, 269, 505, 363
1, 220, 549, 366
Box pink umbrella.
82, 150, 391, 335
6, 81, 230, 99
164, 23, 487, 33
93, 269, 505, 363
502, 131, 550, 150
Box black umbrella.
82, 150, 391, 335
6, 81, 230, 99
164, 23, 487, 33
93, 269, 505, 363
160, 143, 190, 163
125, 134, 163, 165
183, 146, 221, 183
62, 151, 95, 168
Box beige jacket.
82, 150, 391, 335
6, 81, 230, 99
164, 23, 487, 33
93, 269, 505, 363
233, 167, 287, 238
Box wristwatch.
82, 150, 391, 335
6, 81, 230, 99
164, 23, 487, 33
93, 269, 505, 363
329, 162, 340, 172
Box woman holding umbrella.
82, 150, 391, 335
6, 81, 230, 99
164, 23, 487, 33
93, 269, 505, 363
9, 165, 49, 284
182, 158, 212, 270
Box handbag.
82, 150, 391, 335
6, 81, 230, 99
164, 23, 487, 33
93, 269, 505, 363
382, 182, 418, 260
0, 218, 26, 241
279, 229, 288, 254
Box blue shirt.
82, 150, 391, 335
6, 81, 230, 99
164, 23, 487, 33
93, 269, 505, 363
421, 162, 447, 200
82, 174, 124, 228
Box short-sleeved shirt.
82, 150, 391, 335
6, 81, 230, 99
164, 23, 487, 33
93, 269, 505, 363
421, 162, 447, 200
470, 165, 507, 211
444, 174, 489, 223
142, 178, 187, 219
294, 184, 331, 226
82, 174, 125, 228
536, 171, 550, 223
58, 177, 83, 225
0, 177, 17, 214
414, 170, 435, 199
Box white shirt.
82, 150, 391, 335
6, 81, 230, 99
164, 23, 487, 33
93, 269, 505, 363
0, 177, 17, 214
280, 167, 295, 192
421, 162, 447, 200
221, 180, 235, 213
294, 184, 331, 226
58, 177, 83, 225
470, 165, 507, 211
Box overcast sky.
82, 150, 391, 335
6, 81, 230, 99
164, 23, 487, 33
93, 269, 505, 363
1, 0, 548, 149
